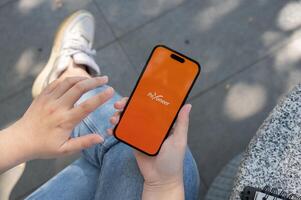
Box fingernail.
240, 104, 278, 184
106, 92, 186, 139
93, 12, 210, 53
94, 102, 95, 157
98, 75, 108, 82
187, 104, 192, 113
107, 128, 113, 135
103, 75, 108, 81
95, 135, 104, 143
106, 87, 114, 93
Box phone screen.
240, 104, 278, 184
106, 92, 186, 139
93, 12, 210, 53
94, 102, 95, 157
114, 45, 200, 155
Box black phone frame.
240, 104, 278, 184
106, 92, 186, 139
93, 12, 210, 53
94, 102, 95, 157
113, 44, 201, 156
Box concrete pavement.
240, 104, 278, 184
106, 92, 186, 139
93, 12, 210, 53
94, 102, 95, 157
0, 0, 300, 199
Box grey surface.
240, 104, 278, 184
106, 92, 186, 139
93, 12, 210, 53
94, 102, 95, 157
205, 154, 243, 200
0, 0, 13, 8
119, 0, 296, 98
0, 87, 31, 129
10, 154, 79, 200
231, 83, 301, 199
189, 39, 301, 186
0, 0, 300, 199
0, 0, 115, 101
94, 0, 189, 37
95, 42, 138, 97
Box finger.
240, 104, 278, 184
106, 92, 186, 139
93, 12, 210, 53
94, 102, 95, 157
110, 116, 119, 125
59, 134, 104, 155
59, 76, 109, 107
51, 76, 88, 99
110, 111, 121, 125
107, 128, 113, 135
68, 87, 114, 125
114, 97, 129, 110
133, 149, 150, 161
41, 79, 60, 96
170, 104, 192, 144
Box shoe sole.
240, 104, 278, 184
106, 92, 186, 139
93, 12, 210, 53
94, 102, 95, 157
31, 10, 93, 98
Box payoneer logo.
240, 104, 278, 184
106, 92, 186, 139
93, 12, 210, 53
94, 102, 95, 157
147, 92, 170, 106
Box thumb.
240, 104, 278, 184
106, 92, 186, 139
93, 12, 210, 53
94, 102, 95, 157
171, 104, 192, 143
60, 134, 103, 155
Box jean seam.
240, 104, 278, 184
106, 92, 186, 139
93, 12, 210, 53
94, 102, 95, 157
79, 117, 103, 167
82, 115, 100, 135
93, 141, 121, 200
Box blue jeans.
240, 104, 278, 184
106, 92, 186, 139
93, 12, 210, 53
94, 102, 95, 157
26, 86, 200, 200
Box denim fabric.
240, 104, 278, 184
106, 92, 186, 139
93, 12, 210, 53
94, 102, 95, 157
26, 85, 200, 200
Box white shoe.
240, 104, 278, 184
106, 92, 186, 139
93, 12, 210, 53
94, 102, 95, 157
32, 10, 100, 98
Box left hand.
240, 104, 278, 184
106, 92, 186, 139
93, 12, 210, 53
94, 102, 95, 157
108, 97, 191, 198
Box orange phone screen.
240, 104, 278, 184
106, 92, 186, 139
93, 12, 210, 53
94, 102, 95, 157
114, 45, 200, 155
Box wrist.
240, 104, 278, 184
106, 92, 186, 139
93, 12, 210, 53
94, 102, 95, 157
7, 119, 37, 160
0, 121, 36, 173
142, 177, 184, 200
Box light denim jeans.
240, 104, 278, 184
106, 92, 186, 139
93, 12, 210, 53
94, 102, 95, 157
26, 85, 200, 200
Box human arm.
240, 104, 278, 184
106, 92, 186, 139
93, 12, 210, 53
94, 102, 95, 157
0, 76, 114, 173
109, 98, 191, 200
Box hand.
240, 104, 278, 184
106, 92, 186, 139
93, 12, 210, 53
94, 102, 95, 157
13, 76, 114, 159
108, 98, 191, 199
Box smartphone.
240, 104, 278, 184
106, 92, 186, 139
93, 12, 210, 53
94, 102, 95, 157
113, 45, 200, 156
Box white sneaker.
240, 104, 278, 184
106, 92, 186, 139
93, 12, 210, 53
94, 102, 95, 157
32, 10, 100, 98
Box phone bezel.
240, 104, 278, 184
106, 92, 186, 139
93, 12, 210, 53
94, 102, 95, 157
113, 44, 201, 156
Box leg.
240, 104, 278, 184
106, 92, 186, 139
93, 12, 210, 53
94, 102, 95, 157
93, 143, 200, 200
29, 72, 200, 199
27, 10, 111, 199
25, 158, 99, 200
26, 84, 121, 200
28, 9, 200, 197
69, 68, 200, 199
26, 62, 103, 199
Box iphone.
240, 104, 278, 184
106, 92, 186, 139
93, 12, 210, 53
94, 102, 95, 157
113, 45, 200, 155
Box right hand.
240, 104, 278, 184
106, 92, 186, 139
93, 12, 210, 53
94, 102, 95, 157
108, 98, 191, 193
15, 76, 114, 160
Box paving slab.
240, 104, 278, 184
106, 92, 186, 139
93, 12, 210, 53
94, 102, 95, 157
0, 0, 115, 101
0, 0, 11, 8
95, 42, 138, 97
0, 87, 32, 129
94, 0, 190, 37
188, 37, 301, 186
119, 0, 299, 98
0, 0, 300, 198
199, 182, 208, 200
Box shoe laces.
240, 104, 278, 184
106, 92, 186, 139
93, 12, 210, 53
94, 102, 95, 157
60, 32, 96, 57
45, 32, 96, 86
